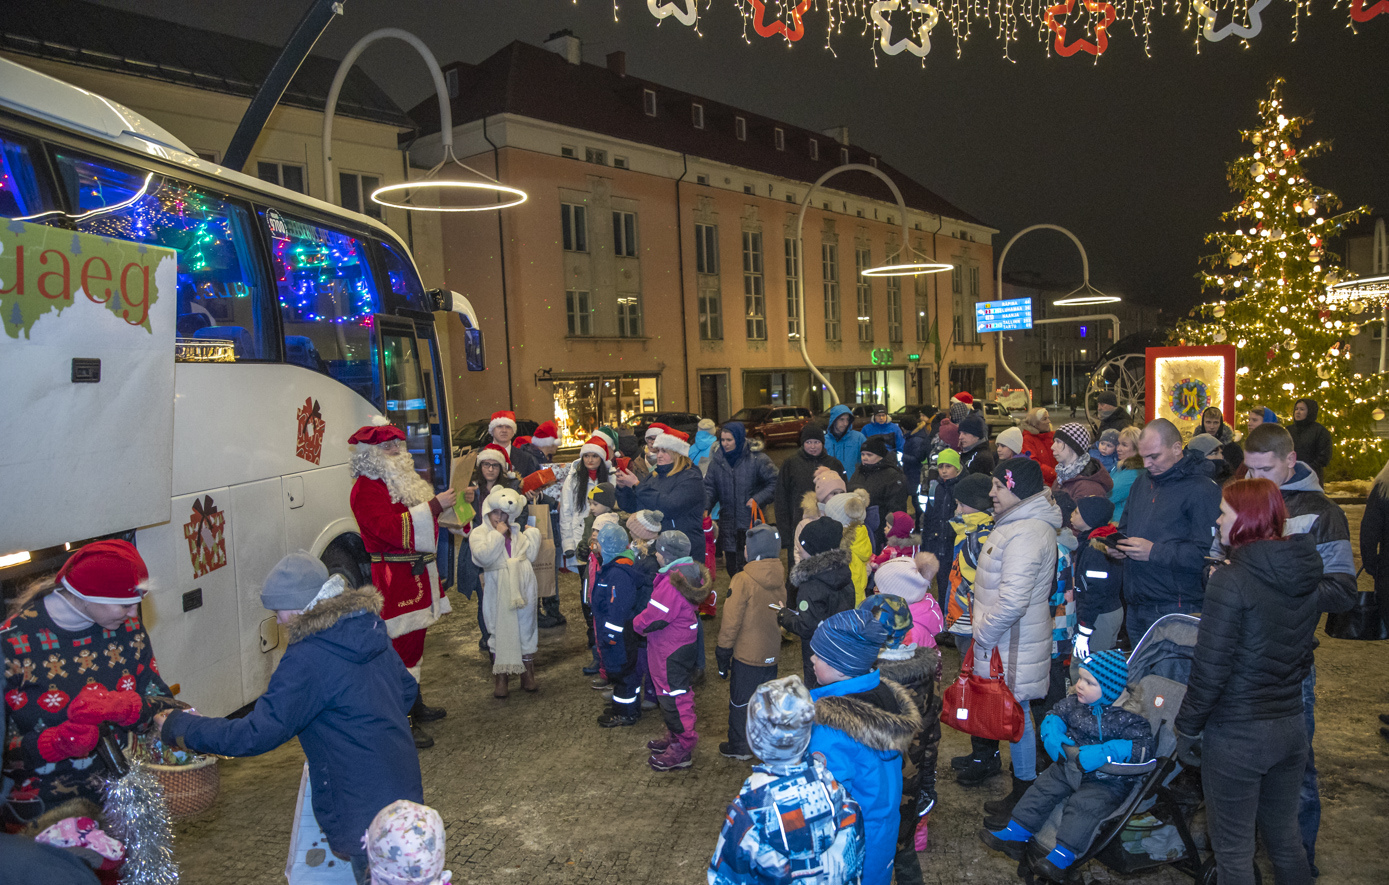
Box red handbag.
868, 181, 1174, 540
939, 642, 1026, 743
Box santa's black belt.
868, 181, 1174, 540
371, 552, 436, 575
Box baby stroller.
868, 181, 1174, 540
1021, 613, 1259, 884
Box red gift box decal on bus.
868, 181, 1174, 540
296, 397, 325, 465
183, 495, 227, 578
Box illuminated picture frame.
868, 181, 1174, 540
1144, 345, 1237, 436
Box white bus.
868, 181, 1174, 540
0, 58, 476, 716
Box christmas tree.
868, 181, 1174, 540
1175, 78, 1380, 479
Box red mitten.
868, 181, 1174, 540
37, 721, 101, 762
68, 684, 142, 727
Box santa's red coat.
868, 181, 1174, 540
349, 476, 449, 638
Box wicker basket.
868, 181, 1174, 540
146, 755, 220, 820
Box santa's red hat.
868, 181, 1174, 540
643, 422, 671, 441
57, 540, 149, 605
652, 428, 690, 458
579, 434, 610, 462
348, 415, 406, 446
476, 444, 512, 470
531, 421, 559, 448
488, 410, 518, 435
950, 392, 974, 406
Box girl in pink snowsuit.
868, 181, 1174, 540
633, 536, 710, 771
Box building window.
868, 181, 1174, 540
643, 89, 658, 116
855, 247, 873, 343
915, 278, 929, 343
699, 285, 722, 341
743, 184, 754, 195
840, 147, 850, 165
735, 116, 747, 141
887, 274, 903, 344
969, 264, 980, 297
257, 161, 305, 194
809, 139, 819, 161
822, 243, 841, 342
561, 145, 577, 159
617, 295, 642, 337
951, 263, 962, 294
695, 223, 719, 274
446, 67, 459, 97
953, 286, 980, 345
566, 290, 593, 336
785, 236, 801, 340
614, 156, 629, 169
561, 203, 587, 252
743, 231, 766, 341
613, 210, 638, 257
692, 103, 705, 129
585, 147, 607, 165
774, 128, 785, 151
697, 173, 710, 186
338, 172, 382, 220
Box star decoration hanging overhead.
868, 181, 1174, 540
1350, 0, 1389, 21
1045, 0, 1117, 56
870, 0, 941, 57
647, 0, 699, 26
745, 0, 815, 41
1192, 0, 1274, 42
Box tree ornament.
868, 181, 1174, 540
1374, 408, 1386, 422
1273, 155, 1285, 168
1227, 253, 1243, 268
1266, 348, 1278, 361
1284, 337, 1297, 350
1318, 310, 1330, 322
1213, 305, 1226, 317
1251, 161, 1265, 176
1349, 325, 1360, 337
39, 685, 70, 712
1251, 133, 1263, 145
1213, 328, 1227, 342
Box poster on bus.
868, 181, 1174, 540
0, 221, 177, 551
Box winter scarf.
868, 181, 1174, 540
1054, 452, 1092, 485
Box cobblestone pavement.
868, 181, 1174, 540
175, 506, 1389, 884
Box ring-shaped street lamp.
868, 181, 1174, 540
372, 180, 528, 212
859, 261, 953, 277
1053, 284, 1122, 306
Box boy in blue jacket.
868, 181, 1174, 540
862, 405, 906, 463
980, 649, 1155, 881
808, 609, 922, 885
157, 552, 421, 884
592, 522, 647, 727
824, 404, 867, 475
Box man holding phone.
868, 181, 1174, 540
1105, 419, 1222, 640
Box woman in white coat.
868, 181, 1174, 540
472, 486, 543, 698
970, 456, 1062, 820
558, 434, 613, 567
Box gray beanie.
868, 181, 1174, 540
747, 675, 816, 766
261, 550, 330, 612
745, 522, 781, 562
654, 530, 691, 561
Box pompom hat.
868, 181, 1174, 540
348, 415, 405, 446
626, 510, 664, 541
57, 540, 150, 605
531, 421, 559, 447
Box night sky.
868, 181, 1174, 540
95, 0, 1389, 314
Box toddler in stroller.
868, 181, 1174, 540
981, 649, 1156, 880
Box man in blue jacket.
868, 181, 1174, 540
825, 404, 867, 476
157, 552, 421, 884
862, 405, 906, 463
1108, 419, 1222, 640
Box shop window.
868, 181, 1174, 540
613, 210, 638, 257
855, 246, 873, 343
784, 236, 801, 340
338, 171, 383, 220
743, 231, 765, 341
561, 202, 587, 252
256, 161, 305, 194
822, 243, 840, 342
566, 290, 592, 336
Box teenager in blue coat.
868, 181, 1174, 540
158, 553, 421, 883
824, 404, 867, 476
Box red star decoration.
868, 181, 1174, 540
1351, 0, 1389, 21
745, 0, 815, 41
1044, 0, 1116, 57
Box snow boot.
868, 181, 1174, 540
493, 674, 509, 699
952, 735, 999, 770
537, 595, 567, 628
410, 691, 446, 723
984, 775, 1036, 830
955, 747, 1002, 786
520, 655, 538, 692
649, 745, 694, 771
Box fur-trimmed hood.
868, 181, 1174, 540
791, 547, 852, 585
668, 562, 713, 604
876, 645, 941, 689
285, 586, 383, 645
813, 677, 922, 754
886, 534, 921, 549
801, 490, 822, 520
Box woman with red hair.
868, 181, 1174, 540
1174, 478, 1322, 885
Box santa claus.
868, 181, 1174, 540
348, 417, 456, 749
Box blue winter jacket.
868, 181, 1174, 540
592, 557, 646, 673
689, 429, 718, 471
617, 461, 708, 555
862, 420, 906, 460
810, 670, 920, 885
1045, 694, 1156, 788
900, 423, 932, 501
163, 588, 422, 857
824, 405, 867, 475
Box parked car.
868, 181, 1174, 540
739, 406, 815, 447
891, 404, 938, 432
626, 411, 702, 440
452, 416, 539, 453
815, 403, 879, 432
980, 400, 1017, 435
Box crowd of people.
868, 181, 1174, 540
3, 392, 1385, 885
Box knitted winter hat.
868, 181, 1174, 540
597, 523, 630, 563
747, 675, 816, 765
824, 489, 867, 527
488, 410, 517, 435
935, 448, 962, 471
994, 456, 1045, 500
531, 421, 559, 448
871, 558, 930, 605
366, 800, 450, 885
476, 443, 512, 470
1186, 433, 1223, 458
1260, 407, 1279, 425
810, 609, 890, 678
57, 540, 150, 605
587, 482, 617, 510
1076, 496, 1115, 530
626, 510, 663, 541
654, 530, 691, 561
959, 413, 988, 441
593, 512, 621, 532
996, 426, 1024, 455
745, 522, 781, 562
1080, 649, 1129, 706
1055, 422, 1091, 457
799, 516, 843, 557
863, 435, 891, 460
1098, 428, 1120, 447
800, 424, 826, 445
1096, 391, 1118, 408
886, 511, 914, 540
948, 402, 971, 424
579, 434, 611, 462
813, 466, 847, 503
260, 550, 330, 612
859, 593, 914, 649
954, 473, 994, 512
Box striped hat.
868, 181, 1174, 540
1080, 649, 1129, 706
810, 609, 890, 678
626, 510, 663, 541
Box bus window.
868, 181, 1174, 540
0, 131, 54, 218
262, 210, 380, 403
49, 150, 275, 360
378, 240, 429, 313
378, 320, 437, 487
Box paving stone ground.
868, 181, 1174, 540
174, 506, 1389, 884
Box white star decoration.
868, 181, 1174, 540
870, 0, 940, 57
1192, 0, 1273, 42
647, 0, 699, 27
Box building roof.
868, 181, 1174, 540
408, 41, 986, 228
0, 0, 414, 129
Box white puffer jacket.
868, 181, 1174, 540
971, 491, 1062, 702
558, 462, 608, 555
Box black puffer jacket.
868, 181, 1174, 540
1117, 451, 1222, 609
849, 460, 908, 543
877, 647, 943, 830
1288, 398, 1333, 480
1175, 534, 1322, 733
774, 450, 846, 550
778, 548, 854, 687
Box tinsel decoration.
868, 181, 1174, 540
104, 760, 180, 885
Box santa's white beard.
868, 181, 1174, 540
351, 446, 435, 506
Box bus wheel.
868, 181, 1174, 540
322, 539, 369, 589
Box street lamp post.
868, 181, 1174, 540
794, 163, 950, 406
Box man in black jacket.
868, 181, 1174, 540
1288, 398, 1333, 483
1108, 419, 1221, 640
1095, 392, 1133, 435
774, 425, 846, 559
1241, 423, 1356, 876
